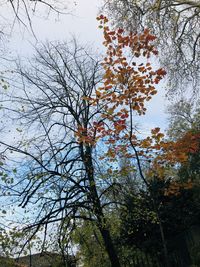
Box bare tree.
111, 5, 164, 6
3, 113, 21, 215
0, 40, 121, 267
167, 98, 200, 139
103, 0, 200, 97
0, 0, 72, 36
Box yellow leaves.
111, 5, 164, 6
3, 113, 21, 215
157, 133, 164, 140
95, 90, 101, 98
107, 107, 114, 115
106, 148, 115, 158
140, 138, 152, 148
151, 128, 164, 143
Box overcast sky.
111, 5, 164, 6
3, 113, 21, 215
0, 0, 170, 244
3, 0, 168, 134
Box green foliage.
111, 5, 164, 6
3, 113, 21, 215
73, 222, 110, 267
120, 180, 200, 257
0, 257, 18, 267
191, 242, 200, 267
167, 100, 200, 182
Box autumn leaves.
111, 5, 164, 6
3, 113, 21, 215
76, 15, 166, 145
75, 15, 198, 197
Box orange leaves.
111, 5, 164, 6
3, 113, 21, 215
153, 68, 167, 84
95, 15, 166, 122
93, 16, 196, 198
164, 180, 193, 196
145, 130, 200, 186
151, 128, 164, 142
75, 125, 94, 145
75, 16, 168, 171
95, 90, 101, 98
75, 16, 166, 160
139, 128, 165, 153
140, 138, 152, 149
156, 68, 167, 76
113, 119, 127, 132
181, 131, 200, 154
160, 131, 200, 165
151, 127, 160, 134
75, 122, 106, 146
74, 16, 196, 201
106, 148, 115, 158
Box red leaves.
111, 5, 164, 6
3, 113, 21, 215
97, 14, 104, 20
151, 127, 161, 135
75, 15, 167, 154
118, 28, 124, 34
156, 68, 167, 76
114, 119, 126, 132
93, 16, 195, 196
96, 15, 108, 23
95, 15, 166, 119
121, 113, 129, 119
146, 34, 156, 42
73, 16, 167, 164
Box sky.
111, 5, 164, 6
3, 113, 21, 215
0, 0, 168, 136
0, 0, 169, 253
0, 0, 168, 209
5, 0, 104, 55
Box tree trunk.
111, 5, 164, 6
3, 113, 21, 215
81, 144, 121, 267
157, 210, 170, 267
99, 225, 121, 267
151, 192, 170, 267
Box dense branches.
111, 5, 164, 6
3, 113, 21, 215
167, 99, 200, 139
0, 0, 70, 36
103, 0, 200, 96
0, 40, 123, 266
0, 15, 194, 266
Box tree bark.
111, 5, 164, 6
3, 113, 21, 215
156, 209, 170, 267
81, 144, 121, 267
99, 225, 121, 267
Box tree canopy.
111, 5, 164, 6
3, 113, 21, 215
0, 16, 168, 267
103, 0, 200, 97
0, 8, 199, 267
